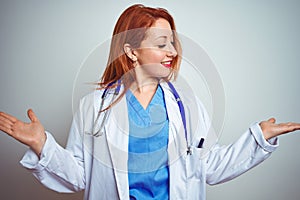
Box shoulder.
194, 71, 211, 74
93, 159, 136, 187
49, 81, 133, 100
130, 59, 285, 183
161, 81, 210, 128
78, 84, 124, 113
79, 90, 102, 105
160, 81, 207, 113
75, 90, 103, 115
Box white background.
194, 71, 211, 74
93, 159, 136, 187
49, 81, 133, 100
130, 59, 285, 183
0, 1, 299, 199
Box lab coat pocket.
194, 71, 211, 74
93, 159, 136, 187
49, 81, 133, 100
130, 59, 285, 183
186, 147, 205, 199
186, 147, 203, 181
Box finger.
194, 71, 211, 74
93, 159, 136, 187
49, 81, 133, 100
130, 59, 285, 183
268, 118, 276, 123
285, 122, 300, 132
0, 111, 18, 123
0, 119, 13, 130
0, 124, 13, 135
278, 122, 300, 134
27, 109, 39, 123
0, 114, 14, 127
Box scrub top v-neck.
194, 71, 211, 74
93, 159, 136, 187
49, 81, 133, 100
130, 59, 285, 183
126, 85, 169, 200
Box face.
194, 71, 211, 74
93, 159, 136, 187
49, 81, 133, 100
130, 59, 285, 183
133, 18, 178, 80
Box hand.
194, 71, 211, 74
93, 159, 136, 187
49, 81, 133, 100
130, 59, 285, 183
0, 109, 46, 156
259, 118, 300, 140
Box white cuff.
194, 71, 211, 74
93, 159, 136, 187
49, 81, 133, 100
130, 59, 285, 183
250, 122, 279, 152
20, 131, 57, 170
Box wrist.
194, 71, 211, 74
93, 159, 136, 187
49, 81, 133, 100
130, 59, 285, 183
259, 122, 273, 140
31, 131, 47, 157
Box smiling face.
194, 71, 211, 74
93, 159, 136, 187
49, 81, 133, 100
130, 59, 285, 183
133, 18, 178, 80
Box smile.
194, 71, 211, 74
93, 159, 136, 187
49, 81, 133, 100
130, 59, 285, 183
161, 60, 172, 68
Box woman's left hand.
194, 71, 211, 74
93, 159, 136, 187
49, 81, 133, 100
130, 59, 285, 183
259, 118, 300, 140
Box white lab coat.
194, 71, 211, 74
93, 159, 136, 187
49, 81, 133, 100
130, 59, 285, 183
20, 82, 278, 200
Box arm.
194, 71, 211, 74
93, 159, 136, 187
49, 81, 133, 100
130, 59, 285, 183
205, 119, 300, 185
205, 123, 277, 185
20, 130, 85, 192
0, 104, 86, 192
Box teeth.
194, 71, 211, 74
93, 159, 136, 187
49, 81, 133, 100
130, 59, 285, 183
161, 61, 171, 64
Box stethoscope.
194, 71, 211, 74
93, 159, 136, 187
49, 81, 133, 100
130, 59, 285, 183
90, 79, 122, 137
90, 80, 204, 155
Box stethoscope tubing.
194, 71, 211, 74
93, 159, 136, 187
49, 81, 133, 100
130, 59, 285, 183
90, 80, 197, 154
91, 80, 121, 137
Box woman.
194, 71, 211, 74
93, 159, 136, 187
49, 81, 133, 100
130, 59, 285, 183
0, 4, 299, 200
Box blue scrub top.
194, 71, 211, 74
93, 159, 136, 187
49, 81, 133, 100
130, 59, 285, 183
126, 85, 169, 200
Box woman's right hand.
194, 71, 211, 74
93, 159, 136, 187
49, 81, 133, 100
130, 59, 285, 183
0, 109, 46, 156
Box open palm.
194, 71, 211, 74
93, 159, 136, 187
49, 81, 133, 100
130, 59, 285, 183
260, 118, 300, 140
0, 109, 46, 155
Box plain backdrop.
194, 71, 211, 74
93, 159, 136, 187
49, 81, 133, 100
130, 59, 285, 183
0, 1, 299, 199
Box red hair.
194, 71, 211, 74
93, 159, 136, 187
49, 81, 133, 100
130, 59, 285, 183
97, 4, 182, 111
100, 4, 182, 87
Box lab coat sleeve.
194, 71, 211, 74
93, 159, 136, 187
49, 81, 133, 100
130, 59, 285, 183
205, 122, 278, 185
20, 100, 86, 193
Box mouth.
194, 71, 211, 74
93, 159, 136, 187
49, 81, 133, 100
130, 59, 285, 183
161, 60, 172, 68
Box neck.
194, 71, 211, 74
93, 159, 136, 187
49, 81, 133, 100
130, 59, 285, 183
129, 78, 159, 110
130, 78, 158, 94
129, 67, 159, 94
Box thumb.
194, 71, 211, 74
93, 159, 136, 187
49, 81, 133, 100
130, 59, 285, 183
268, 117, 276, 124
27, 109, 39, 123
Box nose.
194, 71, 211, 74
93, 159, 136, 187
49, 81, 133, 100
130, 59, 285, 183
166, 42, 177, 57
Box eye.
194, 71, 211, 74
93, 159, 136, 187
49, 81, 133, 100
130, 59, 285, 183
157, 44, 166, 48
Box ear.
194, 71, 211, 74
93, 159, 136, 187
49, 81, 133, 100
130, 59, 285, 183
123, 43, 137, 62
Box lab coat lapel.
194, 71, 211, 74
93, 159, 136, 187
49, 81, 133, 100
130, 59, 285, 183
161, 82, 187, 160
105, 93, 129, 200
103, 83, 188, 199
161, 82, 187, 199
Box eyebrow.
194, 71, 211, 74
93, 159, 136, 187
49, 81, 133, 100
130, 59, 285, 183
153, 35, 174, 41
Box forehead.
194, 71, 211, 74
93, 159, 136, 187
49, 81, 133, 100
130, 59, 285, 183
145, 18, 173, 39
153, 18, 172, 30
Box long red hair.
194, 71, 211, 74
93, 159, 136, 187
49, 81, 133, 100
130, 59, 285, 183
100, 4, 182, 87
98, 4, 182, 111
